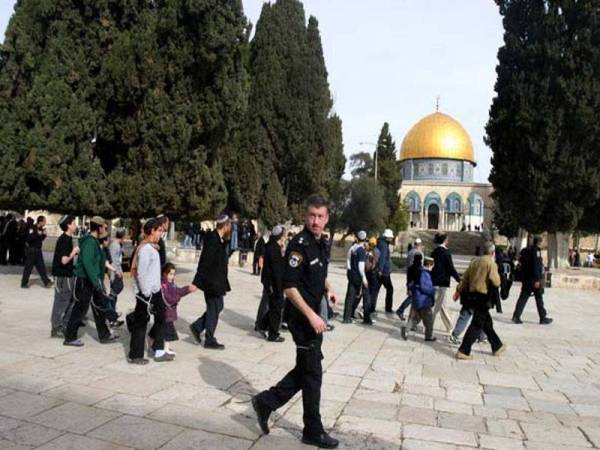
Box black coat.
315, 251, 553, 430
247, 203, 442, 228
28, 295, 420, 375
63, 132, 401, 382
431, 245, 460, 287
193, 230, 231, 297
261, 237, 285, 297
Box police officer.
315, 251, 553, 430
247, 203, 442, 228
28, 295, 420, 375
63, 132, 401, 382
21, 215, 53, 289
251, 195, 339, 449
512, 236, 553, 325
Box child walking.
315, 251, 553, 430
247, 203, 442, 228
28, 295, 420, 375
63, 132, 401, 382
150, 263, 197, 355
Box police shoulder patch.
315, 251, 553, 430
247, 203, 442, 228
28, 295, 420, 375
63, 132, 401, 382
288, 251, 304, 268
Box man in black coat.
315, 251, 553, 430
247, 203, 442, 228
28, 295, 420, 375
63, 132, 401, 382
189, 214, 232, 350
512, 236, 553, 325
256, 225, 286, 342
430, 233, 460, 332
21, 216, 53, 288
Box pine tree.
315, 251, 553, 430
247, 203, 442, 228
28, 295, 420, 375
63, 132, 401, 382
375, 122, 402, 219
0, 0, 249, 219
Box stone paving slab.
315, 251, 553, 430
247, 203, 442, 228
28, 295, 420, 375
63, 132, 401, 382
1, 262, 600, 449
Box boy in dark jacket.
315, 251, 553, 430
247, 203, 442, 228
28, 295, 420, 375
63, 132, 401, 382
406, 256, 436, 342
189, 214, 232, 349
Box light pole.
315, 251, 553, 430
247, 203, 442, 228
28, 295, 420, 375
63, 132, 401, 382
359, 141, 378, 181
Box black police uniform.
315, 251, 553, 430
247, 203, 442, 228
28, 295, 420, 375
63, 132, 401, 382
21, 225, 51, 287
255, 227, 328, 438
513, 244, 548, 322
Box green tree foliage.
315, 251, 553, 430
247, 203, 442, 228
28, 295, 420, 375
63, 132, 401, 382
348, 151, 373, 178
375, 122, 402, 218
327, 178, 351, 237
0, 0, 249, 218
486, 0, 600, 235
389, 203, 410, 235
229, 0, 344, 223
341, 177, 388, 235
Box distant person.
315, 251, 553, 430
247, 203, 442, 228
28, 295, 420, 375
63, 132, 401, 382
512, 236, 553, 325
371, 229, 395, 314
21, 216, 53, 289
397, 238, 423, 320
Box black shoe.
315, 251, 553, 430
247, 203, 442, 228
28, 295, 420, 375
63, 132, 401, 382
362, 320, 373, 326
77, 321, 87, 328
63, 339, 84, 347
401, 326, 407, 341
396, 311, 405, 321
425, 337, 437, 342
128, 357, 149, 365
512, 317, 523, 324
251, 396, 271, 435
302, 432, 339, 449
205, 341, 225, 350
326, 324, 335, 331
189, 324, 202, 344
257, 330, 268, 339
44, 280, 54, 288
281, 322, 288, 330
540, 317, 553, 325
21, 284, 29, 289
99, 334, 120, 344
50, 328, 64, 338
267, 335, 285, 343
342, 319, 353, 324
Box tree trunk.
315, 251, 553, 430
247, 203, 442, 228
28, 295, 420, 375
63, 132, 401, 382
547, 232, 570, 270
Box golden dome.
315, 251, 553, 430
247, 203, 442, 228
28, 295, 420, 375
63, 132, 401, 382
399, 112, 475, 164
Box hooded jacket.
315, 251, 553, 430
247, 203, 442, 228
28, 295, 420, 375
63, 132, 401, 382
410, 268, 435, 311
73, 234, 106, 290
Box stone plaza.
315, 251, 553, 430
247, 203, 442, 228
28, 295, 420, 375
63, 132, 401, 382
0, 259, 599, 450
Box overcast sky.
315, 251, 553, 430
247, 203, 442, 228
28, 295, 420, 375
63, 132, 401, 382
1, 1, 504, 183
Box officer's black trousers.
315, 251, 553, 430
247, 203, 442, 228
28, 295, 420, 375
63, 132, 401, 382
64, 277, 110, 342
459, 302, 502, 356
0, 241, 7, 264
257, 335, 324, 437
513, 282, 547, 321
371, 274, 394, 313
21, 247, 50, 287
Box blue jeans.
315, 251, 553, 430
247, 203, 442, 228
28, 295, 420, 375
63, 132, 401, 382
183, 235, 193, 248
452, 306, 486, 340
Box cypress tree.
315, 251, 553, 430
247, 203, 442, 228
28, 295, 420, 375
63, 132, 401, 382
375, 122, 402, 219
0, 0, 249, 219
486, 0, 599, 266
232, 0, 344, 222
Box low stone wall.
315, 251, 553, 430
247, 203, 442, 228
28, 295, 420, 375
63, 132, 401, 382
550, 270, 600, 291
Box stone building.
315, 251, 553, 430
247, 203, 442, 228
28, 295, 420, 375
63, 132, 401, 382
398, 110, 493, 231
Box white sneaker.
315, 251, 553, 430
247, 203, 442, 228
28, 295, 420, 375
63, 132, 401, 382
165, 349, 176, 356
448, 335, 461, 345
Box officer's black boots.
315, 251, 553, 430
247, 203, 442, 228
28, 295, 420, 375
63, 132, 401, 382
301, 432, 339, 449
251, 396, 271, 435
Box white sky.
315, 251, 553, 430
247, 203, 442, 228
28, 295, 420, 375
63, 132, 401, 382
1, 1, 504, 183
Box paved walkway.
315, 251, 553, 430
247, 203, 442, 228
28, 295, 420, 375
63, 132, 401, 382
0, 261, 599, 450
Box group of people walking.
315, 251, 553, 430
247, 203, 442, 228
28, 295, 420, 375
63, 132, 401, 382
2, 196, 559, 450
